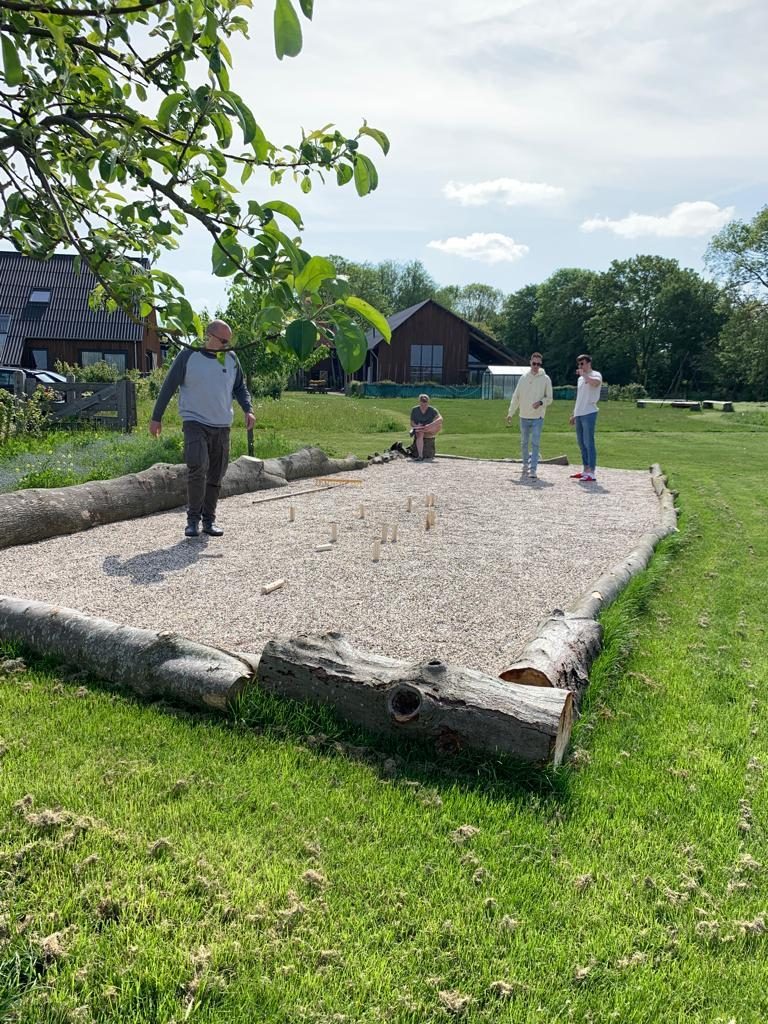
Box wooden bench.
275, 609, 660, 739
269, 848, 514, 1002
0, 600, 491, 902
701, 400, 734, 412
305, 378, 328, 394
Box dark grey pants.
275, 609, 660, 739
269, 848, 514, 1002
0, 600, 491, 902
183, 420, 230, 523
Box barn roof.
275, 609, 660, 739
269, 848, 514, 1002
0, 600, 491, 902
0, 251, 145, 365
365, 298, 521, 364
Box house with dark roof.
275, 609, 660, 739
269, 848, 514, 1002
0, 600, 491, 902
0, 252, 161, 372
360, 299, 522, 385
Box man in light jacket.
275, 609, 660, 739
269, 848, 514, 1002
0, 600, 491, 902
505, 353, 553, 479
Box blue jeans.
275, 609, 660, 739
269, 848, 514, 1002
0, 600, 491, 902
575, 412, 598, 470
520, 417, 544, 473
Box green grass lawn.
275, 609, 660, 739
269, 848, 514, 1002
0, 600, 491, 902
1, 397, 768, 1022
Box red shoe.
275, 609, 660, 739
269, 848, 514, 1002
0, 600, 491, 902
570, 472, 583, 478
580, 474, 597, 483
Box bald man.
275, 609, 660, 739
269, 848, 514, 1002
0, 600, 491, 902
150, 320, 255, 538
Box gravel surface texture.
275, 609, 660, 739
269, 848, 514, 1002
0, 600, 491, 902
0, 459, 663, 675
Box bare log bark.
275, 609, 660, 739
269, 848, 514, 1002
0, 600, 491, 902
498, 612, 602, 700
500, 463, 679, 701
0, 596, 256, 711
0, 447, 366, 551
257, 632, 573, 765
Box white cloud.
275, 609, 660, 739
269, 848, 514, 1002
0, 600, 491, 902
443, 177, 565, 207
580, 201, 735, 238
427, 232, 529, 264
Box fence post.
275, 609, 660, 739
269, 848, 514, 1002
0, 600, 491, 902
115, 379, 128, 432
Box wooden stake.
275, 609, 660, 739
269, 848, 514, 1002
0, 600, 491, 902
429, 509, 437, 528
357, 504, 365, 519
288, 505, 295, 522
380, 523, 388, 543
425, 512, 431, 531
261, 578, 286, 595
316, 543, 333, 552
330, 522, 338, 543
391, 523, 398, 543
406, 496, 412, 512
372, 539, 380, 561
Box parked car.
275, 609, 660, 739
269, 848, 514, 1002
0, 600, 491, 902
0, 367, 68, 396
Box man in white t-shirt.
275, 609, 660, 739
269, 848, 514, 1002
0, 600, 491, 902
569, 353, 603, 483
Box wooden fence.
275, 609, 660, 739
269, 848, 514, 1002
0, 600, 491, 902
44, 379, 137, 431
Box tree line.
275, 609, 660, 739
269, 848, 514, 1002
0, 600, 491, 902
328, 207, 768, 399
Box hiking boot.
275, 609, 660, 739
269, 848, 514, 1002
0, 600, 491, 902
202, 520, 224, 537
184, 520, 200, 538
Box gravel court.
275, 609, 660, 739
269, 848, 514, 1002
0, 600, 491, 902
0, 460, 663, 675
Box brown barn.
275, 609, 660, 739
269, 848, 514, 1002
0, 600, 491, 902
0, 251, 161, 372
360, 299, 521, 385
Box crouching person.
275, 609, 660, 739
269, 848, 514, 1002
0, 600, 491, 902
410, 394, 443, 460
149, 320, 255, 538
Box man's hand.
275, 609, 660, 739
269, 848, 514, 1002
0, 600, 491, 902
533, 400, 542, 409
149, 419, 162, 437
505, 415, 512, 425
245, 412, 256, 430
569, 415, 575, 426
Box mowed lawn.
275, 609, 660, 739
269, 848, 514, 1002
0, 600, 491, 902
1, 396, 768, 1023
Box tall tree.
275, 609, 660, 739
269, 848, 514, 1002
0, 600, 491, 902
450, 283, 504, 334
586, 256, 723, 392
498, 285, 540, 357
533, 268, 598, 385
705, 206, 768, 299
0, 0, 390, 371
714, 301, 768, 399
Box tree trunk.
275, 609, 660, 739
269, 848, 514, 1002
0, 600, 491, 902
498, 612, 602, 701
257, 632, 573, 765
499, 463, 678, 700
0, 447, 366, 551
0, 596, 257, 711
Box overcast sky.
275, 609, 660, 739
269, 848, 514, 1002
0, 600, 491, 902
162, 0, 768, 312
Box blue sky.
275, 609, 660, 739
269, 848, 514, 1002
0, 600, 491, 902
161, 0, 768, 313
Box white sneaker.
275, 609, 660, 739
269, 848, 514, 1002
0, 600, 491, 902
529, 472, 538, 480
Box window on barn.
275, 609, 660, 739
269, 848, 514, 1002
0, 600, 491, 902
30, 348, 48, 369
80, 350, 127, 372
410, 343, 443, 383
0, 314, 10, 352
28, 289, 51, 303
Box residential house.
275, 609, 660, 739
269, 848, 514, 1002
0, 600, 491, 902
0, 251, 161, 372
361, 299, 521, 385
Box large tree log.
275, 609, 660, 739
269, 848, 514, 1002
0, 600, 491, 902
0, 447, 366, 551
0, 596, 257, 710
498, 612, 602, 700
499, 463, 679, 700
257, 632, 573, 765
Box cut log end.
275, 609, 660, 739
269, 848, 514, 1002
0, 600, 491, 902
498, 665, 554, 687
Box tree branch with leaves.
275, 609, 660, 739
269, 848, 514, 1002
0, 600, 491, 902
0, 0, 391, 371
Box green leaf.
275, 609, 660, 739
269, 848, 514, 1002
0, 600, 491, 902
294, 255, 336, 295
299, 0, 314, 16
285, 319, 317, 359
157, 93, 183, 130
224, 90, 257, 145
342, 296, 391, 342
333, 318, 368, 374
353, 154, 378, 197
359, 125, 391, 155
274, 0, 303, 60
300, 176, 312, 194
212, 236, 244, 277
1, 33, 24, 87
336, 163, 353, 187
262, 200, 303, 230
175, 5, 195, 48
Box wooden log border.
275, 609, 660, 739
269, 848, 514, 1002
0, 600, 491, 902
499, 463, 678, 702
0, 446, 366, 551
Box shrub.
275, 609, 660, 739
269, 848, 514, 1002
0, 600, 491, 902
54, 359, 119, 382
346, 380, 364, 398
607, 382, 648, 401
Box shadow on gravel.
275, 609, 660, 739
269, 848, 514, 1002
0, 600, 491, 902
102, 536, 211, 585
